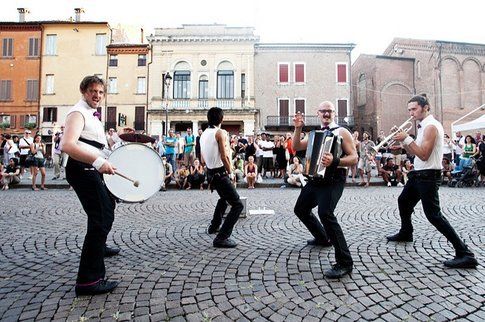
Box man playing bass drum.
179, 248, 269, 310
292, 101, 358, 279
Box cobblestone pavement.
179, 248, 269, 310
0, 187, 484, 321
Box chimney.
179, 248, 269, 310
17, 8, 30, 22
74, 8, 85, 22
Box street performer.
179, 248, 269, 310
200, 107, 243, 248
387, 94, 478, 269
292, 101, 358, 279
62, 75, 120, 296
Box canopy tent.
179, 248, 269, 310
453, 114, 485, 132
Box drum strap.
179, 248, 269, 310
78, 137, 105, 150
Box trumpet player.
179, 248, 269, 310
387, 94, 478, 269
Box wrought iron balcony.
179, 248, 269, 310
266, 115, 355, 129
164, 98, 247, 110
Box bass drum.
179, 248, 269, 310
104, 143, 164, 203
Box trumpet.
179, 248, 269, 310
371, 117, 414, 155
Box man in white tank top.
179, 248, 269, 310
62, 76, 120, 296
292, 101, 358, 279
200, 107, 243, 248
388, 94, 478, 269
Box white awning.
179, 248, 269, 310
453, 114, 485, 132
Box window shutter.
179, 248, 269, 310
53, 108, 58, 122
295, 64, 305, 83
337, 64, 347, 83
279, 64, 288, 83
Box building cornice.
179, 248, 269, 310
384, 38, 485, 56
148, 35, 260, 43
107, 44, 149, 55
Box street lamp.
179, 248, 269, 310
163, 72, 172, 136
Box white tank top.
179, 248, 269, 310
414, 115, 443, 170
64, 99, 108, 156
200, 127, 224, 169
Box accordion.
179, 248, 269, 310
304, 130, 343, 180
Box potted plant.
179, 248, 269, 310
0, 122, 10, 129
24, 122, 37, 129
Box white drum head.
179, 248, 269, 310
104, 143, 164, 202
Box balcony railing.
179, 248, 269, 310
266, 115, 355, 128
159, 98, 248, 110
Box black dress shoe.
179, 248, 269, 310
386, 232, 413, 242
213, 237, 237, 248
207, 225, 220, 234
444, 255, 478, 269
75, 279, 119, 296
307, 238, 332, 247
324, 264, 352, 279
104, 246, 120, 257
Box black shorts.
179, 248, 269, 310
19, 155, 28, 167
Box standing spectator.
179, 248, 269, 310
175, 132, 185, 169
462, 135, 477, 158
274, 136, 287, 179
244, 155, 258, 189
358, 131, 375, 187
1, 157, 21, 190
235, 133, 248, 159
3, 134, 19, 165
19, 130, 34, 178
442, 133, 454, 162
260, 133, 275, 178
379, 157, 403, 187
161, 156, 173, 191
476, 135, 485, 185
52, 126, 66, 180
375, 130, 387, 175
184, 127, 195, 166
0, 134, 5, 165
285, 132, 295, 162
195, 128, 203, 162
156, 135, 166, 157
454, 131, 465, 165
255, 134, 264, 174
164, 129, 177, 171
244, 135, 257, 162
350, 131, 360, 183
30, 134, 47, 191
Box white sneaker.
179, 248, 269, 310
397, 182, 404, 187
387, 182, 391, 187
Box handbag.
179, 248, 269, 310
25, 153, 36, 167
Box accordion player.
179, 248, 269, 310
303, 129, 343, 181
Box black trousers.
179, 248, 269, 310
66, 158, 115, 284
208, 169, 243, 240
397, 170, 472, 257
294, 175, 353, 267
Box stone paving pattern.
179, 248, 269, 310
0, 187, 484, 321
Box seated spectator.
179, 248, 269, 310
175, 164, 190, 190
244, 155, 258, 189
287, 156, 304, 187
441, 157, 454, 184
187, 159, 205, 190
379, 157, 403, 187
233, 155, 244, 182
1, 158, 21, 190
161, 156, 173, 191
402, 159, 414, 184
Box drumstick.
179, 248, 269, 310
115, 171, 140, 187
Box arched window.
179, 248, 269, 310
199, 75, 208, 99
357, 73, 366, 106
173, 61, 191, 99
217, 61, 234, 99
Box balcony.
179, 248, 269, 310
265, 115, 355, 131
153, 98, 249, 111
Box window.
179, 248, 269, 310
95, 33, 107, 55
22, 115, 37, 128
241, 73, 246, 99
0, 80, 12, 101
198, 76, 208, 99
108, 77, 117, 94
357, 74, 366, 106
217, 70, 234, 99
2, 38, 13, 57
278, 63, 289, 83
43, 107, 57, 122
109, 54, 118, 67
137, 77, 146, 94
138, 54, 147, 66
26, 80, 39, 101
294, 63, 305, 83
279, 99, 290, 125
45, 35, 57, 55
173, 71, 191, 99
337, 63, 347, 83
94, 73, 103, 80
295, 99, 305, 114
337, 99, 348, 118
0, 115, 11, 127
45, 74, 55, 94
28, 38, 39, 57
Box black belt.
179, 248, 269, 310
207, 166, 227, 176
408, 169, 441, 180
78, 137, 105, 150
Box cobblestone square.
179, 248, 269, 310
0, 187, 484, 321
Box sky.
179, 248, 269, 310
1, 0, 484, 60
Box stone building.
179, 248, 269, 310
255, 43, 355, 134
146, 24, 259, 136
352, 37, 485, 137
